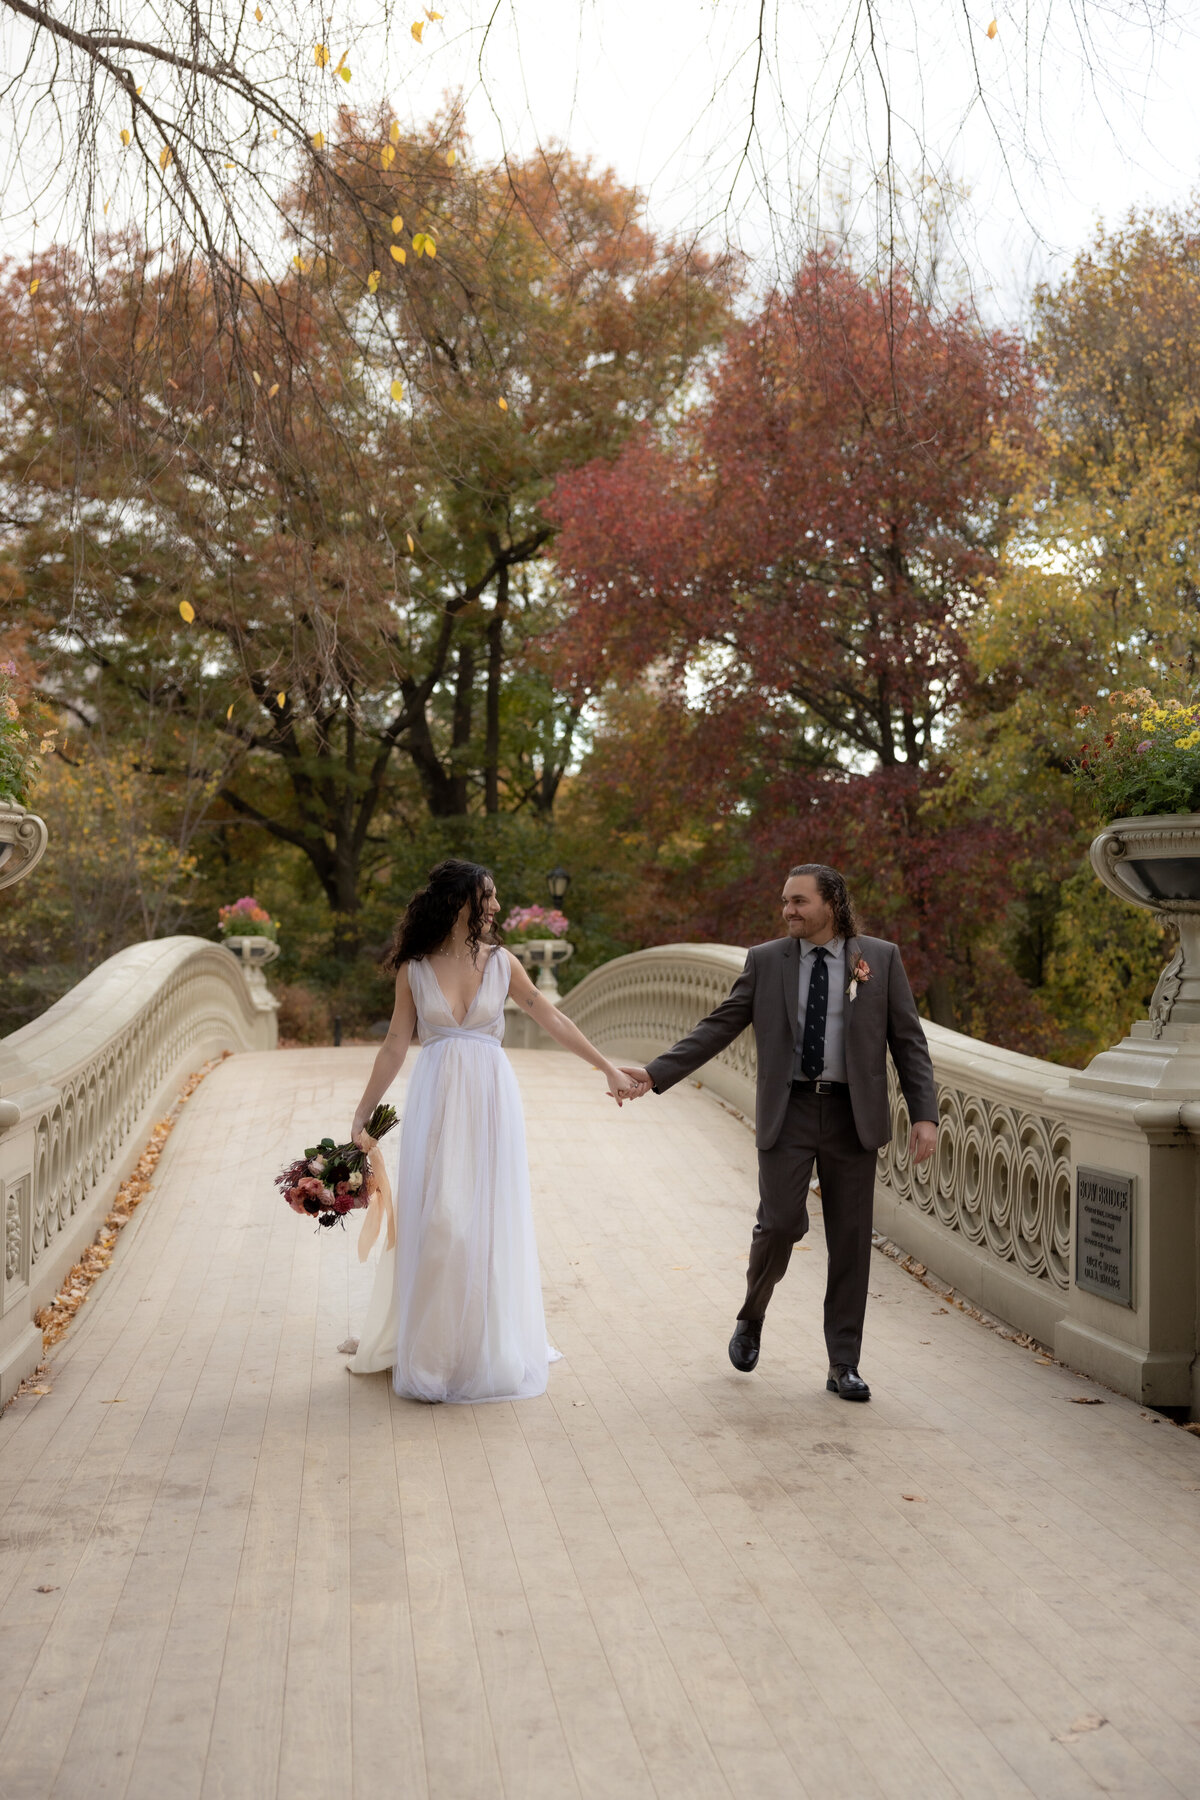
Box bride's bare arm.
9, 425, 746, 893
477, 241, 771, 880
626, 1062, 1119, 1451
505, 952, 634, 1105
351, 966, 418, 1141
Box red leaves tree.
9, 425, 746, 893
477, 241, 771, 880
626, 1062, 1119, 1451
552, 252, 1050, 1040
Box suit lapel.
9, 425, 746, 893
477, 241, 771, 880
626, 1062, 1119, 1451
780, 938, 798, 1039
842, 934, 859, 1047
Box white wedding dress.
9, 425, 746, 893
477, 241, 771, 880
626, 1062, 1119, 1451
348, 947, 557, 1402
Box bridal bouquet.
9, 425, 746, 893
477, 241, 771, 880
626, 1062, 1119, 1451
276, 1102, 398, 1232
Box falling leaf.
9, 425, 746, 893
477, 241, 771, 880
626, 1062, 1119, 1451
120, 128, 131, 147
165, 377, 179, 390
272, 128, 278, 139
390, 121, 400, 144
255, 5, 262, 17
224, 161, 235, 168
390, 244, 406, 264
445, 147, 456, 166
159, 145, 173, 170
339, 65, 352, 81
179, 600, 195, 623
311, 131, 325, 149
28, 278, 39, 295
367, 270, 381, 292
276, 691, 286, 708
406, 532, 415, 552
226, 703, 234, 719
391, 213, 403, 232
314, 42, 330, 65
425, 8, 443, 17
268, 381, 279, 397
411, 20, 424, 42
252, 370, 262, 385
986, 17, 997, 36
136, 85, 143, 94
390, 379, 405, 401
497, 396, 508, 411
381, 145, 395, 169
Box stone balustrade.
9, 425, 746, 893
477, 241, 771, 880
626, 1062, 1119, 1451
562, 944, 1200, 1416
0, 937, 276, 1404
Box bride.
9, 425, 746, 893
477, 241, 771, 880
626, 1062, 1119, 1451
345, 858, 633, 1403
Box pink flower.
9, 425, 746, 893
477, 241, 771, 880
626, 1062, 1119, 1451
1136, 740, 1151, 754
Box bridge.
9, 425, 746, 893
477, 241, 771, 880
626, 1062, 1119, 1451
1, 938, 1199, 1797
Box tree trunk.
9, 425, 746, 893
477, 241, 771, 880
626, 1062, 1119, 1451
484, 564, 508, 815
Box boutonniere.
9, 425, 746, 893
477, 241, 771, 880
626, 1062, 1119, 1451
847, 957, 871, 1001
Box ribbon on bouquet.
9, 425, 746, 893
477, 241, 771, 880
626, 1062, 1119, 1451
356, 1134, 396, 1262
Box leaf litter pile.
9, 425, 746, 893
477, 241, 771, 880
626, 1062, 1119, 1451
15, 1054, 226, 1395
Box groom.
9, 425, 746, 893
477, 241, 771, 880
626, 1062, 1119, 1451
621, 864, 938, 1400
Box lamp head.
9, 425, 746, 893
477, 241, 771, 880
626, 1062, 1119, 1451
546, 865, 571, 902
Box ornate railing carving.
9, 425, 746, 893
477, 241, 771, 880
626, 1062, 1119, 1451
878, 1063, 1072, 1290
0, 936, 276, 1404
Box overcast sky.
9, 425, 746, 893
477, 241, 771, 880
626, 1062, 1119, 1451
388, 0, 1200, 318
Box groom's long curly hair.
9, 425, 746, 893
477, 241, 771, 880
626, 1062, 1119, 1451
385, 859, 500, 970
788, 863, 860, 940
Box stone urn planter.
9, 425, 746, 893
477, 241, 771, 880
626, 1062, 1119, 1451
1076, 811, 1200, 1096
511, 937, 574, 1002
1089, 812, 1200, 1032
0, 799, 48, 892
221, 933, 281, 1018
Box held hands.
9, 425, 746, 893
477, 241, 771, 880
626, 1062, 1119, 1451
910, 1120, 938, 1166
602, 1062, 653, 1106
617, 1063, 653, 1100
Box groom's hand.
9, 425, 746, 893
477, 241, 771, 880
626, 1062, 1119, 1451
910, 1120, 938, 1166
618, 1064, 653, 1099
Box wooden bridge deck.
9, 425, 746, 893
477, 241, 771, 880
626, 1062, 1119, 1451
1, 1046, 1199, 1800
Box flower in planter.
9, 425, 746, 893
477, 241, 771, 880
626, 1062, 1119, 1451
0, 659, 55, 806
217, 895, 280, 941
1074, 689, 1200, 821
500, 904, 570, 944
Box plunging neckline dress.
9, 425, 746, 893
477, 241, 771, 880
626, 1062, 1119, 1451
349, 947, 556, 1402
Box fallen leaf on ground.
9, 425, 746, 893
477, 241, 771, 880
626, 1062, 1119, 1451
1055, 1713, 1106, 1744
1035, 1357, 1053, 1365
1069, 1396, 1104, 1404
1183, 1421, 1200, 1436
34, 1585, 57, 1594
901, 1493, 926, 1503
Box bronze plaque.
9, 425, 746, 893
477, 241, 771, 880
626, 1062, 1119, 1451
1075, 1167, 1134, 1307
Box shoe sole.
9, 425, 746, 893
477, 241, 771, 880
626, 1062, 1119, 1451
826, 1378, 870, 1401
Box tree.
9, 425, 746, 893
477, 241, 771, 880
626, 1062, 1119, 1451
943, 203, 1200, 1052
3, 124, 731, 933
550, 251, 1042, 1036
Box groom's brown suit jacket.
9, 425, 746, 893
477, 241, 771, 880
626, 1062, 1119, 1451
645, 934, 939, 1152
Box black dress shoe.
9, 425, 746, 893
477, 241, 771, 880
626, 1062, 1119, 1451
826, 1363, 871, 1401
728, 1317, 763, 1372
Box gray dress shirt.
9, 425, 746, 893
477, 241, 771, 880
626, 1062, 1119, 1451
793, 935, 847, 1082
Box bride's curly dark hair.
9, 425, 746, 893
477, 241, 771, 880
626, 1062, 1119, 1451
385, 860, 500, 971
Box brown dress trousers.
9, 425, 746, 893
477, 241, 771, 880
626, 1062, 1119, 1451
747, 1084, 877, 1367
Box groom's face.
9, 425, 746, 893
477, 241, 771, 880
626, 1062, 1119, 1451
781, 875, 834, 941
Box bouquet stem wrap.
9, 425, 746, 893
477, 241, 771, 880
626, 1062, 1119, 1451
357, 1134, 396, 1261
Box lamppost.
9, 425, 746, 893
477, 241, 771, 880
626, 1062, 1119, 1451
546, 865, 571, 905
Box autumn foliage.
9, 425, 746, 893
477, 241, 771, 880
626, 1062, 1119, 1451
550, 253, 1043, 1036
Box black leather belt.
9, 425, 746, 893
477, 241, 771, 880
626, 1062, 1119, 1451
792, 1078, 849, 1094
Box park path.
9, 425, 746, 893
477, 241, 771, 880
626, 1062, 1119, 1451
1, 1046, 1199, 1800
